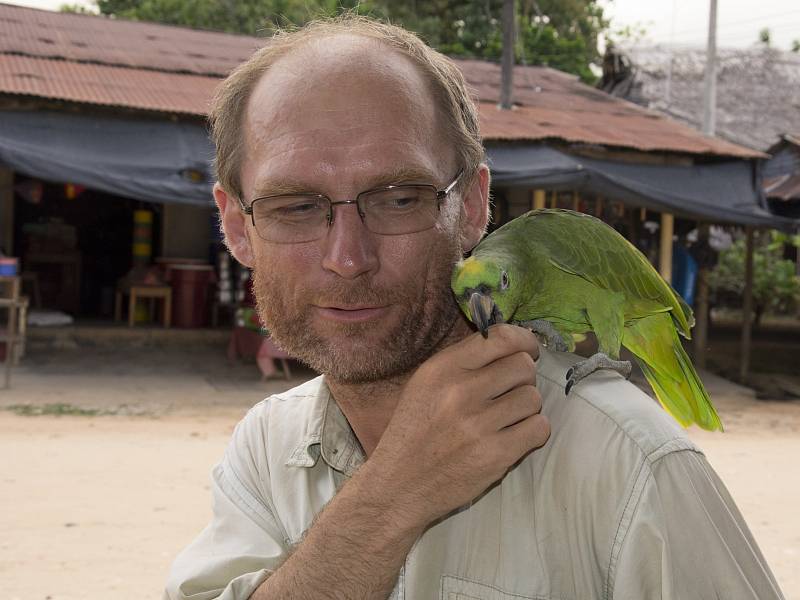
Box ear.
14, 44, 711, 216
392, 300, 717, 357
214, 182, 255, 267
460, 163, 491, 252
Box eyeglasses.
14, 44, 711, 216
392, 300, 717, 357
240, 170, 464, 244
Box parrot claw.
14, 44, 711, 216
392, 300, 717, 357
514, 319, 568, 352
564, 353, 632, 395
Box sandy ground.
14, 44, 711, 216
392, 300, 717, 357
1, 339, 799, 600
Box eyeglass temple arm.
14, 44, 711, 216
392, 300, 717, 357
438, 168, 465, 200
238, 196, 253, 215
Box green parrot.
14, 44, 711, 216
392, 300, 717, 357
451, 208, 723, 432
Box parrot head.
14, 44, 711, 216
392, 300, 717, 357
451, 255, 514, 338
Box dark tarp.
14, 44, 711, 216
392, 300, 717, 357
487, 143, 796, 229
0, 110, 214, 206
1, 110, 794, 229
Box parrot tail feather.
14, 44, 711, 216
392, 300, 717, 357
623, 314, 723, 432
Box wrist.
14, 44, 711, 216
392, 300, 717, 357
348, 456, 431, 541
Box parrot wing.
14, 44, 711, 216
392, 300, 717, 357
519, 210, 693, 336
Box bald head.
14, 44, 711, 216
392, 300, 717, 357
239, 35, 453, 202
209, 15, 485, 201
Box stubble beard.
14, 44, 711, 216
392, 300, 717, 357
251, 234, 464, 384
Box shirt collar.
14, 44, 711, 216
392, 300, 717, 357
284, 377, 365, 477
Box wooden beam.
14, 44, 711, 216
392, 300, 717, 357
693, 224, 710, 369
659, 212, 674, 281
740, 226, 755, 382
532, 189, 546, 210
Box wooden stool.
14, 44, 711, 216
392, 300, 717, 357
115, 285, 172, 328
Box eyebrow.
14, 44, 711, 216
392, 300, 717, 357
251, 165, 440, 200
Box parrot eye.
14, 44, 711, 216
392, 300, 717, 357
500, 271, 509, 290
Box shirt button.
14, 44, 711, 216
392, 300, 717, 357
332, 448, 338, 454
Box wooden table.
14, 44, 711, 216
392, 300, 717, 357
115, 284, 172, 328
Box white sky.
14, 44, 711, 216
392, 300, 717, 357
6, 0, 800, 52
602, 0, 800, 51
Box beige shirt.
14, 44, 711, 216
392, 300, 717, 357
165, 348, 784, 600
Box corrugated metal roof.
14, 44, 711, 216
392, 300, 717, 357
0, 2, 763, 159
0, 3, 256, 76
0, 54, 215, 114
765, 174, 800, 201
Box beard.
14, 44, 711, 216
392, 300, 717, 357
251, 231, 464, 384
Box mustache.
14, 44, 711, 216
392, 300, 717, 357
310, 279, 411, 306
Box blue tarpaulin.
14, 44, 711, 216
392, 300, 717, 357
0, 110, 794, 230
0, 109, 214, 206
487, 143, 794, 229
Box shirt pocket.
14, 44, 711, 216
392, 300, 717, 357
441, 575, 551, 600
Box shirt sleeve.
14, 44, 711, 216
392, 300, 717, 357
164, 406, 289, 600
611, 448, 785, 600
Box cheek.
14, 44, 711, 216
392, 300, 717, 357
251, 241, 321, 290
376, 233, 441, 282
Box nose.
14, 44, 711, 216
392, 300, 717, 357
320, 202, 379, 279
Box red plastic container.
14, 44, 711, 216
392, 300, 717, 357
168, 264, 216, 328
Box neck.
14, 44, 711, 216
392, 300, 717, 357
326, 315, 474, 456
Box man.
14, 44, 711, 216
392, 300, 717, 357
166, 16, 784, 600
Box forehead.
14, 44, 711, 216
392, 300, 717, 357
240, 35, 450, 197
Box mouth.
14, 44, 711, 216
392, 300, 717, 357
315, 304, 389, 323
467, 290, 503, 338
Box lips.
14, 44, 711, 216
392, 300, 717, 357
315, 305, 389, 323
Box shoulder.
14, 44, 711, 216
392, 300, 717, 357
224, 376, 328, 482
521, 349, 706, 579
529, 348, 703, 520
235, 375, 328, 438
535, 347, 701, 465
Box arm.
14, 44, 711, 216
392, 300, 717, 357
611, 448, 785, 599
251, 325, 551, 599
250, 457, 423, 599
168, 325, 549, 600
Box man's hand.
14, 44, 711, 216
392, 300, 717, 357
253, 324, 548, 600
366, 323, 550, 529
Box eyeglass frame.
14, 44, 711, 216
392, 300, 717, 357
238, 169, 464, 241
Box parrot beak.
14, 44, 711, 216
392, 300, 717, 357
468, 291, 499, 339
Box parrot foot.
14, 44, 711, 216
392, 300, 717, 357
514, 319, 569, 352
564, 353, 632, 395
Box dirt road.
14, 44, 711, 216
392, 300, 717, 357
1, 343, 798, 599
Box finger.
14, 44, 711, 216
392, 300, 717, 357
497, 413, 551, 462
485, 385, 541, 431
462, 350, 537, 403
454, 323, 540, 371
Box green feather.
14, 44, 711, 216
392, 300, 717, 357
451, 208, 723, 432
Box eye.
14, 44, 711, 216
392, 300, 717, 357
500, 271, 509, 290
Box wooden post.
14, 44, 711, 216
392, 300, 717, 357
740, 226, 755, 382
0, 168, 13, 255
572, 191, 580, 212
595, 196, 604, 218
693, 223, 710, 369
532, 189, 546, 210
500, 0, 515, 110
659, 212, 674, 281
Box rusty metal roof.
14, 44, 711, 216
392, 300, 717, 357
765, 174, 800, 201
0, 3, 762, 159
452, 58, 761, 158
0, 54, 216, 114
0, 3, 257, 76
